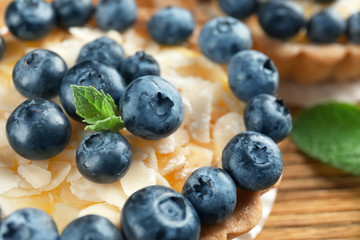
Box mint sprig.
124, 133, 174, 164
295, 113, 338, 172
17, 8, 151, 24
71, 85, 125, 131
291, 102, 360, 176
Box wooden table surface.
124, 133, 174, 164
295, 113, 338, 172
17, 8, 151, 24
257, 138, 360, 240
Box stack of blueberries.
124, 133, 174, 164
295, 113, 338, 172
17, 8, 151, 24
0, 0, 292, 239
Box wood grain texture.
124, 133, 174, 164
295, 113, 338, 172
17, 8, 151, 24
257, 139, 360, 240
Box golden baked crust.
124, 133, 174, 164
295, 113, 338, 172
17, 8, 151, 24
0, 1, 279, 239
248, 16, 360, 84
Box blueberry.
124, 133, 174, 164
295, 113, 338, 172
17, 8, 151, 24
307, 8, 346, 43
13, 49, 67, 99
59, 61, 126, 121
198, 16, 252, 63
222, 131, 283, 192
0, 208, 58, 240
119, 51, 160, 85
258, 0, 305, 39
147, 6, 195, 45
76, 37, 125, 70
0, 36, 6, 61
244, 94, 292, 143
182, 166, 237, 225
53, 0, 93, 28
228, 50, 278, 102
347, 12, 360, 44
60, 215, 122, 240
119, 76, 184, 140
95, 0, 137, 32
76, 131, 132, 184
218, 0, 257, 19
6, 99, 72, 160
5, 0, 55, 41
121, 185, 200, 240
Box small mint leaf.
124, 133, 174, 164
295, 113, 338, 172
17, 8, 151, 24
291, 102, 360, 176
84, 116, 125, 131
71, 85, 124, 131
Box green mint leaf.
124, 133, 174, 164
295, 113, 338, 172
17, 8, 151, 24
291, 102, 360, 176
84, 116, 125, 131
71, 85, 124, 131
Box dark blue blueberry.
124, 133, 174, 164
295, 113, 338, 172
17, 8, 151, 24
198, 16, 252, 63
147, 6, 195, 45
76, 131, 132, 184
0, 36, 6, 61
76, 37, 125, 70
258, 0, 305, 39
219, 0, 257, 19
182, 166, 237, 225
53, 0, 93, 28
95, 0, 138, 32
244, 94, 292, 143
60, 215, 122, 240
13, 49, 67, 99
6, 99, 72, 160
228, 50, 278, 102
307, 8, 346, 43
121, 185, 200, 240
59, 61, 126, 121
5, 0, 55, 41
222, 131, 283, 192
119, 51, 160, 85
347, 12, 360, 44
119, 76, 184, 140
0, 208, 58, 240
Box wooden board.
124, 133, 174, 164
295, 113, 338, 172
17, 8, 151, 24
257, 139, 360, 240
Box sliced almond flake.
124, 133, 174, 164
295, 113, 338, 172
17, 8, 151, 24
18, 175, 36, 189
15, 154, 31, 166
3, 188, 42, 198
187, 91, 212, 143
142, 145, 157, 171
30, 160, 49, 169
132, 151, 147, 162
0, 154, 13, 168
106, 30, 124, 45
53, 203, 81, 232
0, 86, 26, 111
96, 182, 128, 209
66, 167, 82, 182
172, 128, 190, 148
121, 160, 156, 196
150, 135, 175, 154
69, 27, 105, 42
79, 203, 121, 227
213, 112, 245, 151
40, 161, 71, 191
0, 121, 8, 147
123, 29, 146, 55
186, 144, 213, 169
55, 149, 76, 164
156, 49, 195, 69
18, 164, 51, 189
48, 39, 85, 67
69, 178, 102, 202
155, 173, 170, 187
181, 98, 193, 127
222, 91, 245, 113
160, 150, 187, 176
0, 192, 52, 216
0, 168, 20, 194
